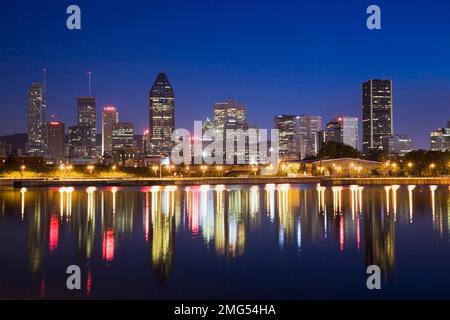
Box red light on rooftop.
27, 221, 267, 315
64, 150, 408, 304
103, 106, 116, 111
50, 121, 60, 126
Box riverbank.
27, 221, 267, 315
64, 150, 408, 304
2, 176, 450, 188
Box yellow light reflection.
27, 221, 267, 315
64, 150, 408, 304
86, 187, 96, 221
331, 186, 343, 214
384, 186, 391, 214
20, 187, 27, 219
408, 185, 416, 223
430, 185, 437, 221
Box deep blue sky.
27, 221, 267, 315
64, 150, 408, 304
1, 0, 450, 149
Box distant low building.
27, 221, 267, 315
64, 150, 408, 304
382, 134, 413, 156
430, 121, 450, 151
112, 122, 136, 165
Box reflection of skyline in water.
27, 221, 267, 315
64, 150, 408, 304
1, 184, 449, 298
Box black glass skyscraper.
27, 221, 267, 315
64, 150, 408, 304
362, 79, 393, 155
149, 73, 175, 156
26, 83, 46, 156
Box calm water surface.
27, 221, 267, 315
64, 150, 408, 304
0, 184, 449, 299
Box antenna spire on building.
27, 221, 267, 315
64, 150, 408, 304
88, 71, 92, 96
43, 67, 47, 94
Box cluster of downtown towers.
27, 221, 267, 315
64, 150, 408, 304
25, 76, 434, 166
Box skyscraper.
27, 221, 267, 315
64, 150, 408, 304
77, 97, 96, 128
69, 96, 97, 161
325, 116, 358, 150
213, 98, 247, 132
149, 73, 175, 156
297, 115, 322, 158
102, 106, 119, 156
112, 122, 135, 152
26, 83, 46, 156
112, 122, 136, 165
362, 79, 393, 155
45, 120, 65, 163
274, 115, 300, 160
430, 121, 450, 151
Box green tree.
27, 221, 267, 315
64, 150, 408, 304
317, 141, 361, 159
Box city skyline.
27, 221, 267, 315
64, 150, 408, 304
17, 74, 449, 161
2, 1, 450, 149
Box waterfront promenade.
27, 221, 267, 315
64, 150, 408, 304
2, 176, 450, 188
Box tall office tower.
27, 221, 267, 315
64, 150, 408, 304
45, 120, 65, 163
325, 120, 342, 144
362, 79, 393, 155
297, 115, 322, 158
149, 72, 175, 156
102, 106, 119, 156
142, 129, 151, 155
73, 96, 97, 158
274, 115, 300, 160
430, 120, 450, 151
341, 116, 359, 150
26, 83, 46, 156
325, 116, 359, 149
77, 97, 96, 127
213, 98, 247, 132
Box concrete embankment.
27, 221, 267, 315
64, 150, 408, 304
2, 176, 450, 188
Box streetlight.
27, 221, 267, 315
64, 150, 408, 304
87, 165, 94, 175
152, 165, 158, 177
20, 165, 26, 177
251, 166, 258, 176
430, 163, 436, 175
216, 165, 223, 177
201, 165, 207, 176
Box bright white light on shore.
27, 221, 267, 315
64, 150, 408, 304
265, 183, 276, 191
215, 184, 226, 191
150, 186, 161, 192
20, 187, 27, 193
165, 185, 177, 192
200, 185, 211, 191
59, 187, 67, 193
277, 184, 290, 191
86, 186, 96, 193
